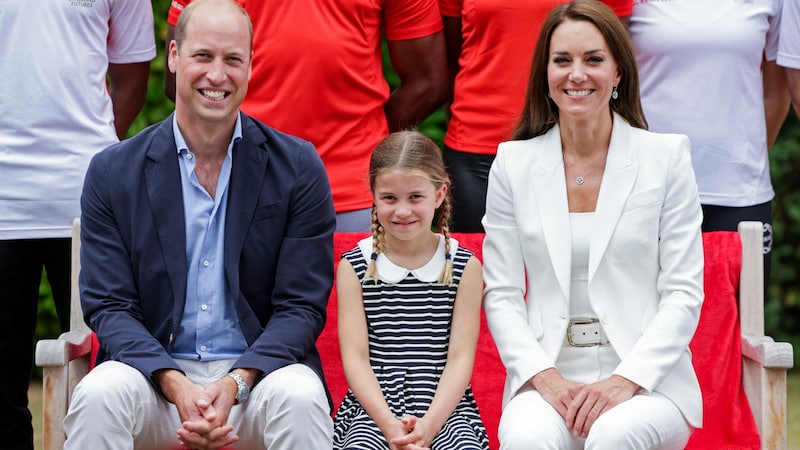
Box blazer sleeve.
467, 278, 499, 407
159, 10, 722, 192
612, 135, 705, 392
482, 143, 555, 395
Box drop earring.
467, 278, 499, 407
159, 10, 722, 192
611, 86, 619, 100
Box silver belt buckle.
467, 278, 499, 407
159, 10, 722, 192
567, 318, 608, 347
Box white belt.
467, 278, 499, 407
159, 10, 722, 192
566, 318, 609, 347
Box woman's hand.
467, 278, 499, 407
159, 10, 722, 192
565, 374, 640, 438
530, 368, 586, 419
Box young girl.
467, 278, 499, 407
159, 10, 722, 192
332, 131, 489, 450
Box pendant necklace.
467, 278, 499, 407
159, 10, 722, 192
563, 151, 606, 186
574, 168, 596, 185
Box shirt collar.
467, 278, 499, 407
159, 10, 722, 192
357, 234, 457, 283
172, 112, 243, 154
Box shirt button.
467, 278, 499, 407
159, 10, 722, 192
186, 153, 194, 159
203, 260, 210, 267
200, 345, 207, 351
201, 304, 208, 311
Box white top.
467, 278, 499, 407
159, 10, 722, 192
0, 0, 156, 239
779, 0, 800, 68
630, 0, 781, 207
569, 212, 594, 319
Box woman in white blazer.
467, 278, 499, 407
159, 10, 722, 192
481, 1, 704, 449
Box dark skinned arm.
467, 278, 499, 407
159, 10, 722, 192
108, 61, 151, 140
384, 32, 448, 131
786, 67, 800, 121
763, 59, 790, 148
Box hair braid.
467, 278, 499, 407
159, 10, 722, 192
364, 205, 383, 283
437, 196, 454, 285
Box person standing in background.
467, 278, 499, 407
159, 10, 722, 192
0, 1, 155, 448
439, 0, 632, 232
63, 0, 336, 447
779, 0, 800, 118
629, 0, 790, 284
165, 0, 448, 232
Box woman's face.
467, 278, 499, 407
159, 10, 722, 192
547, 19, 621, 124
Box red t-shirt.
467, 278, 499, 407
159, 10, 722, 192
168, 0, 443, 213
439, 0, 633, 155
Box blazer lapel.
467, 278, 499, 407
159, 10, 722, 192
224, 115, 269, 298
589, 114, 638, 283
144, 115, 187, 312
533, 125, 572, 303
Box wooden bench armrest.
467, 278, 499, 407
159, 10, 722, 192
35, 330, 93, 450
35, 330, 93, 368
741, 335, 794, 369
742, 343, 792, 450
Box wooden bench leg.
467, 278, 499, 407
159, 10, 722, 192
41, 365, 68, 450
742, 360, 788, 450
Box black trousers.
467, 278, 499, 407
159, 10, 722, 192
0, 238, 71, 450
442, 145, 496, 233
701, 201, 773, 292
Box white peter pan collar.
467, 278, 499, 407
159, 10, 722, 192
357, 234, 460, 283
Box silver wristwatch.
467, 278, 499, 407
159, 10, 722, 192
225, 371, 250, 404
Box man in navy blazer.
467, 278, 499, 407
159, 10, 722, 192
63, 1, 336, 449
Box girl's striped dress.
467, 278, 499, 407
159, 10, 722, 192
332, 235, 489, 450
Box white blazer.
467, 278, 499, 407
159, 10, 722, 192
482, 113, 704, 427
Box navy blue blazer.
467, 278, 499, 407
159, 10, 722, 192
79, 112, 336, 398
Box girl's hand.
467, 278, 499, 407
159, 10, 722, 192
389, 415, 432, 450
379, 417, 417, 450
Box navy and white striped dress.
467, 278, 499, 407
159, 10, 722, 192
332, 235, 489, 450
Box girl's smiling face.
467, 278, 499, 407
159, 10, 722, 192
373, 168, 446, 242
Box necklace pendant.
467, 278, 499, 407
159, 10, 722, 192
576, 176, 585, 185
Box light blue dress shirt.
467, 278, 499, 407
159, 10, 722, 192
171, 114, 249, 361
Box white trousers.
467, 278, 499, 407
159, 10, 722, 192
498, 345, 693, 450
63, 360, 333, 450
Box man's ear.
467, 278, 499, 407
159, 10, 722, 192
168, 40, 179, 75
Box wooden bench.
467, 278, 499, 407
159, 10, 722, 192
35, 219, 794, 449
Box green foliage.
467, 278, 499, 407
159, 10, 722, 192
767, 112, 800, 364
128, 0, 174, 136
34, 274, 60, 341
